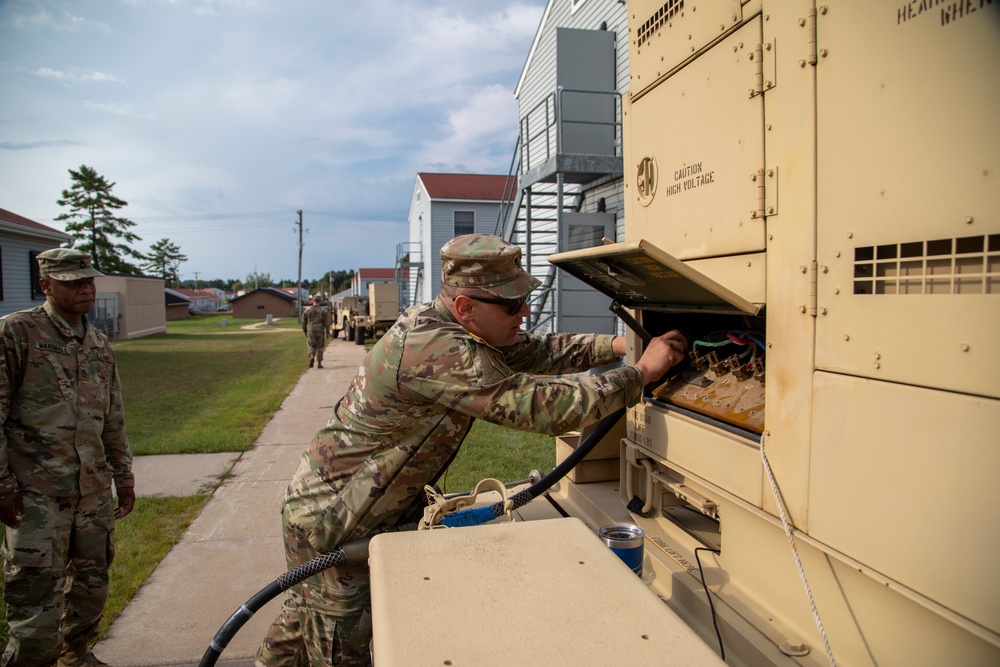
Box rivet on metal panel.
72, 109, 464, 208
820, 48, 829, 57
766, 42, 772, 51
799, 18, 807, 27
874, 362, 881, 369
844, 334, 850, 341
961, 343, 971, 352
733, 14, 738, 21
767, 169, 774, 177
767, 206, 774, 214
835, 251, 841, 258
765, 80, 772, 88
821, 265, 828, 273
748, 51, 754, 60
820, 307, 827, 316
965, 215, 974, 224
834, 288, 840, 295
751, 210, 758, 218
874, 352, 881, 360
799, 305, 807, 314
747, 261, 752, 267
799, 265, 807, 273
721, 24, 725, 31
766, 342, 773, 349
768, 234, 774, 241
800, 59, 807, 68
820, 5, 828, 14
847, 232, 854, 239
767, 124, 772, 131
751, 173, 758, 182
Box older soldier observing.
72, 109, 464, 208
301, 301, 328, 368
256, 234, 688, 665
0, 248, 135, 667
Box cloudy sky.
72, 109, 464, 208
0, 0, 547, 284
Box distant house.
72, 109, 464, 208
403, 173, 515, 307
164, 288, 192, 321
229, 287, 297, 320
171, 288, 221, 313
0, 207, 72, 317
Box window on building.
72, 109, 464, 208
29, 251, 44, 300
454, 211, 475, 237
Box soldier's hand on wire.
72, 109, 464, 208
0, 490, 22, 528
114, 486, 136, 520
634, 329, 689, 385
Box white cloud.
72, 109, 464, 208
32, 66, 124, 83
10, 7, 112, 34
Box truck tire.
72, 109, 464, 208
330, 327, 339, 340
346, 325, 354, 341
355, 325, 366, 345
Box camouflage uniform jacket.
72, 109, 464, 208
285, 296, 643, 553
0, 301, 134, 498
302, 306, 326, 345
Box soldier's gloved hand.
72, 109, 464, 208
114, 486, 136, 520
0, 490, 22, 528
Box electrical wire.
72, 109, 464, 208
759, 433, 836, 666
693, 547, 725, 661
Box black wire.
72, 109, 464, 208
694, 547, 725, 661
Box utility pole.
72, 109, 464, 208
295, 210, 304, 324
193, 271, 200, 291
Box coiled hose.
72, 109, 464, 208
198, 407, 625, 666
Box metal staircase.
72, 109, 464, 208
495, 88, 622, 335
394, 241, 423, 312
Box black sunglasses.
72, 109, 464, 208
466, 294, 527, 315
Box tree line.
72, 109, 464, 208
53, 165, 354, 295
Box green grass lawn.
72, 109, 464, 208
0, 312, 558, 648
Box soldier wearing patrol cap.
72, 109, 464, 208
257, 234, 688, 666
0, 247, 135, 667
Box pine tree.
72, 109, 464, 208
55, 165, 144, 273
141, 238, 188, 286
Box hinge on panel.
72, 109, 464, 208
765, 165, 778, 216
751, 167, 765, 219
806, 7, 818, 65
808, 260, 818, 317
749, 40, 776, 98
749, 43, 764, 97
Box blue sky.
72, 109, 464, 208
0, 0, 547, 283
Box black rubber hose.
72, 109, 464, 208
198, 540, 367, 667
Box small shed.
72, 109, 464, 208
164, 289, 192, 321
229, 287, 297, 320
93, 273, 167, 340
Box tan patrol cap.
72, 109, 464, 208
440, 234, 541, 299
37, 247, 104, 281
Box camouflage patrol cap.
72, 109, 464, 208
440, 234, 541, 299
37, 247, 104, 281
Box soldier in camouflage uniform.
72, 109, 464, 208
0, 248, 135, 667
302, 302, 327, 368
256, 235, 687, 666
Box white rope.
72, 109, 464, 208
759, 433, 836, 667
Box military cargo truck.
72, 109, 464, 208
351, 281, 399, 345
368, 2, 999, 666
329, 294, 367, 340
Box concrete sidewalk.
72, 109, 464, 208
94, 339, 369, 667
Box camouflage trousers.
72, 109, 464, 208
306, 334, 326, 364
256, 510, 372, 666
1, 489, 114, 667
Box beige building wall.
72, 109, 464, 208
95, 275, 166, 340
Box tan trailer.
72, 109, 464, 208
351, 281, 399, 345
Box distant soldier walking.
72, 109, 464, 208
302, 301, 327, 368
0, 248, 136, 667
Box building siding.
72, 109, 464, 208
0, 237, 62, 317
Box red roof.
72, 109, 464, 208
418, 173, 515, 202
173, 288, 220, 300
357, 268, 401, 279
0, 207, 68, 236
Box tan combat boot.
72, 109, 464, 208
57, 643, 110, 667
